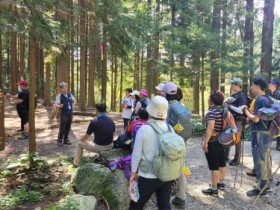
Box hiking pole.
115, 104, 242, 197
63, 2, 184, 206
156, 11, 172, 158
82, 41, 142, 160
249, 164, 280, 210
268, 179, 280, 205
233, 118, 246, 188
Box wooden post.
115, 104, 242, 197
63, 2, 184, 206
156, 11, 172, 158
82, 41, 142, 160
0, 90, 5, 151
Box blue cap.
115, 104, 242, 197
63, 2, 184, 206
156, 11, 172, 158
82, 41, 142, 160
269, 79, 280, 87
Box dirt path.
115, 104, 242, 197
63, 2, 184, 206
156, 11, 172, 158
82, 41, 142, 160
1, 100, 280, 209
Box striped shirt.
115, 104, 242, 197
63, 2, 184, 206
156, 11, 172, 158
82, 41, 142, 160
206, 106, 224, 133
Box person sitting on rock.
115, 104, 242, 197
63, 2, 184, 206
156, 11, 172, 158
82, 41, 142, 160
73, 103, 115, 166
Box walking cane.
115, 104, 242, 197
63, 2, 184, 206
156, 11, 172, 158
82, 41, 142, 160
249, 164, 280, 209
234, 118, 246, 188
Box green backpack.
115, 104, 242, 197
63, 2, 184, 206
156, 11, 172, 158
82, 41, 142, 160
139, 121, 186, 182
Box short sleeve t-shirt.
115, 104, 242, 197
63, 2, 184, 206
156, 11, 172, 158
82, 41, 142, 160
206, 106, 223, 134
17, 90, 29, 111
121, 96, 133, 119
86, 114, 115, 146
251, 95, 273, 131
55, 93, 75, 104
229, 91, 247, 119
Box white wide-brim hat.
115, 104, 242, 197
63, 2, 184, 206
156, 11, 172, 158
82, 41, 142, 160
146, 95, 168, 119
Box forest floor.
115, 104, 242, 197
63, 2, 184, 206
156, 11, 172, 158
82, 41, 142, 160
0, 98, 280, 210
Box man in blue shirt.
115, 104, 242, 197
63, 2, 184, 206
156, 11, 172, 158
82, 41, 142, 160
243, 77, 273, 197
55, 82, 75, 146
73, 103, 115, 166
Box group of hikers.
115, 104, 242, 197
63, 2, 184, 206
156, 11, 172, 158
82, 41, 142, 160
6, 76, 280, 209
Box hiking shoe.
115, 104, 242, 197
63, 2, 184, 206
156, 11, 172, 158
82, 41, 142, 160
64, 139, 72, 145
18, 135, 28, 140
225, 157, 229, 162
202, 188, 218, 196
229, 159, 240, 166
246, 170, 257, 177
17, 129, 24, 132
217, 183, 225, 190
94, 156, 104, 164
246, 188, 268, 197
171, 196, 186, 208
57, 139, 63, 146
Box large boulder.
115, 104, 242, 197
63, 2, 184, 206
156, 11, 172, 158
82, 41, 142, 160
72, 163, 130, 210
101, 148, 131, 163
59, 194, 97, 210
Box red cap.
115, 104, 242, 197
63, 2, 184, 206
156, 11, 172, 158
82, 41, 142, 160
17, 80, 28, 86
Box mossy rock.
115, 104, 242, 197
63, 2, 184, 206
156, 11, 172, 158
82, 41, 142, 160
72, 163, 130, 210
101, 148, 131, 163
59, 194, 97, 210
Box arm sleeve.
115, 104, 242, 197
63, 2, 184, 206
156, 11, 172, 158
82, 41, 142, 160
86, 121, 95, 135
71, 94, 75, 102
20, 92, 28, 102
206, 110, 216, 121
131, 127, 144, 173
55, 94, 61, 104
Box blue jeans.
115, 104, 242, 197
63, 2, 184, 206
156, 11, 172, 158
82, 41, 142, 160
251, 131, 272, 187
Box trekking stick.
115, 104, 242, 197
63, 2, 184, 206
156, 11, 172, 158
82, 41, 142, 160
268, 180, 280, 205
249, 164, 280, 209
233, 118, 246, 188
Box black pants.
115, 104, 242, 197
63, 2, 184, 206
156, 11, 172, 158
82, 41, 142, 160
129, 177, 174, 210
58, 114, 73, 140
123, 118, 130, 131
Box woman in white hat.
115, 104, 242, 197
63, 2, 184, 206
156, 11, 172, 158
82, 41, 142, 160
129, 96, 174, 210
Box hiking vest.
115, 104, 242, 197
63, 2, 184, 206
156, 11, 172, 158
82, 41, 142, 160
60, 93, 73, 115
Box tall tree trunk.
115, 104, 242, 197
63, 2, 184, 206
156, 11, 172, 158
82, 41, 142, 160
43, 62, 52, 106
220, 0, 227, 94
110, 53, 114, 110
79, 0, 87, 110
133, 51, 140, 90
153, 0, 160, 90
0, 88, 5, 151
29, 35, 36, 153
243, 0, 254, 94
201, 54, 206, 121
170, 1, 176, 81
192, 53, 200, 114
10, 32, 17, 94
88, 5, 96, 107
260, 0, 275, 79
19, 35, 25, 78
146, 0, 153, 96
210, 0, 222, 91
113, 55, 117, 111
101, 0, 108, 103
0, 34, 2, 88
140, 49, 144, 88
119, 58, 123, 112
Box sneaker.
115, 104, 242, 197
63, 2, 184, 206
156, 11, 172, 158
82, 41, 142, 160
246, 188, 268, 197
229, 159, 240, 166
246, 170, 257, 177
94, 156, 104, 164
18, 135, 28, 140
17, 129, 24, 132
171, 196, 186, 208
64, 139, 72, 145
202, 187, 218, 196
57, 139, 63, 146
217, 183, 225, 190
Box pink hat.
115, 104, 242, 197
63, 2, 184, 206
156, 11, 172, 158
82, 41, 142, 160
140, 89, 148, 96
17, 80, 28, 86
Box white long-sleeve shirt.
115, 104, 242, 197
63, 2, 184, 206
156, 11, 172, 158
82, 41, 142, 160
131, 119, 169, 179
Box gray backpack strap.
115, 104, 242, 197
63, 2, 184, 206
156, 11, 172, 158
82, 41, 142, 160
148, 121, 171, 134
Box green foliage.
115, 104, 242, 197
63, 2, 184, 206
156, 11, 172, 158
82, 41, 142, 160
192, 120, 205, 136
0, 185, 44, 209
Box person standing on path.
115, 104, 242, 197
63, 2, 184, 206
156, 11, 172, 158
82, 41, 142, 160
242, 77, 273, 197
121, 88, 133, 130
7, 80, 30, 139
224, 78, 248, 166
267, 79, 280, 151
54, 82, 75, 146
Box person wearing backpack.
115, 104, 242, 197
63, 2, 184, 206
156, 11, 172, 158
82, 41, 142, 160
129, 96, 185, 210
121, 88, 134, 130
162, 82, 192, 208
54, 82, 75, 146
242, 77, 274, 197
224, 78, 248, 166
268, 79, 280, 151
202, 90, 227, 196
